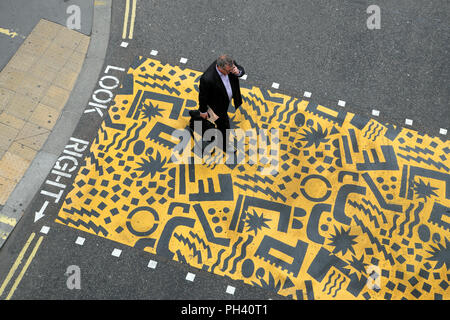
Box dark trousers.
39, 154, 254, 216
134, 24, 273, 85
215, 116, 230, 152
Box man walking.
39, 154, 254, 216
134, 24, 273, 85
198, 54, 245, 152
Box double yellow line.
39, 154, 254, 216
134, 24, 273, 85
122, 0, 137, 39
0, 233, 44, 300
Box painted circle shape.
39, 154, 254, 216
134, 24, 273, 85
126, 206, 159, 237
300, 174, 332, 202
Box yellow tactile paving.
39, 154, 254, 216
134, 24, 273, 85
0, 176, 16, 205
6, 50, 38, 72
0, 151, 29, 182
28, 63, 59, 84
28, 103, 60, 130
8, 142, 37, 162
0, 88, 14, 112
13, 122, 50, 151
38, 42, 73, 71
15, 75, 50, 103
0, 112, 26, 131
65, 51, 86, 73
18, 34, 52, 57
53, 27, 86, 51
57, 57, 450, 300
4, 93, 37, 121
53, 67, 80, 91
0, 123, 19, 151
75, 36, 90, 54
40, 85, 71, 111
0, 19, 90, 206
0, 67, 26, 92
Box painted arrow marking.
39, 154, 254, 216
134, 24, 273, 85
34, 201, 49, 223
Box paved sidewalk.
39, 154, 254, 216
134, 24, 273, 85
0, 19, 90, 204
0, 0, 112, 248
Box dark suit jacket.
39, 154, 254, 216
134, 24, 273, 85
198, 60, 245, 119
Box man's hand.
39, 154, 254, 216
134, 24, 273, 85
231, 65, 240, 76
200, 112, 208, 119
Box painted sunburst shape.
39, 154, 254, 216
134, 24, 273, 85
298, 122, 330, 148
134, 151, 168, 179
413, 179, 438, 202
141, 101, 164, 121
345, 254, 368, 279
426, 238, 450, 270
328, 226, 358, 256
245, 210, 271, 236
252, 271, 282, 294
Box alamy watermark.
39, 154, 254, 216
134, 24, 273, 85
366, 265, 381, 290
65, 265, 81, 290
66, 4, 81, 30
367, 5, 381, 30
171, 122, 280, 176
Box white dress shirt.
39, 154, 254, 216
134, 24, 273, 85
216, 65, 233, 101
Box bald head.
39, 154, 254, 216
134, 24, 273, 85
216, 54, 234, 69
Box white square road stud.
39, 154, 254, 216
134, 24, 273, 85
372, 109, 380, 117
338, 100, 346, 107
40, 226, 50, 235
226, 285, 236, 295
405, 119, 413, 126
186, 272, 196, 282
75, 236, 85, 246
271, 82, 279, 89
120, 41, 128, 48
303, 91, 312, 98
150, 50, 158, 56
180, 57, 188, 64
112, 248, 122, 257
439, 128, 447, 135
148, 259, 158, 269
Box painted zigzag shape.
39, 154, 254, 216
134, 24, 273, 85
348, 199, 380, 229
189, 231, 212, 259
173, 232, 203, 264
87, 151, 103, 175
361, 198, 388, 224
237, 105, 259, 130
56, 215, 108, 237
398, 145, 435, 156
352, 214, 395, 266
397, 153, 449, 172
236, 173, 274, 185
233, 182, 287, 202
242, 95, 262, 116
135, 80, 181, 96
247, 91, 269, 113
137, 72, 170, 82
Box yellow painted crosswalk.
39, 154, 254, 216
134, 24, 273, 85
55, 57, 449, 300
